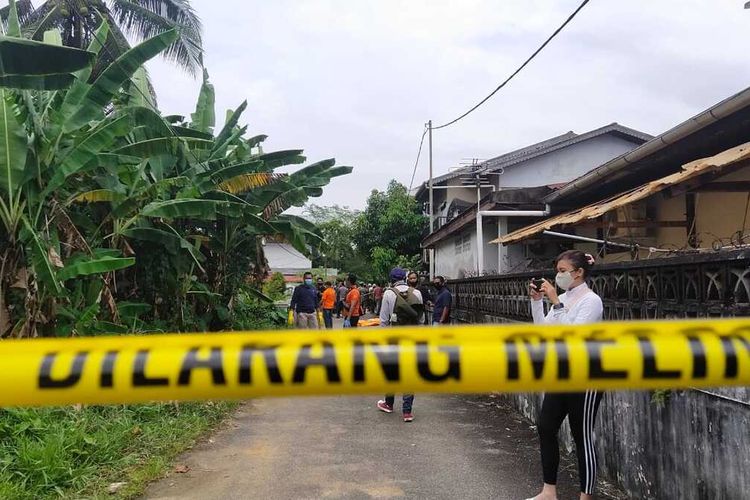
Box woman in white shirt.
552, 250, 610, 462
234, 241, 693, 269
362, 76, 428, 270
526, 250, 604, 500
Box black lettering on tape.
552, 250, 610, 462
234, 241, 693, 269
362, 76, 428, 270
505, 339, 520, 380
720, 337, 739, 378
680, 328, 712, 378
638, 336, 681, 379
178, 347, 227, 386
352, 341, 400, 383
133, 349, 169, 387
100, 350, 118, 388
554, 339, 570, 380
292, 342, 341, 384
506, 336, 570, 381
238, 344, 283, 385
39, 351, 88, 389
416, 342, 460, 382
522, 339, 547, 380
587, 339, 627, 379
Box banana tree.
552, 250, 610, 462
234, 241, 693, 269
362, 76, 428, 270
1, 2, 353, 334
0, 2, 179, 336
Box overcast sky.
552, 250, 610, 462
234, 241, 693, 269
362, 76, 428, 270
146, 0, 750, 210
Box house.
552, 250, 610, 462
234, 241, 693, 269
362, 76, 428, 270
450, 85, 750, 500
493, 86, 750, 264
263, 241, 311, 287
415, 123, 652, 278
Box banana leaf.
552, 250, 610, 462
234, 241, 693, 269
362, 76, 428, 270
57, 256, 135, 281
0, 37, 94, 90
213, 101, 247, 152
65, 29, 178, 132
190, 68, 215, 133
0, 87, 27, 196
21, 217, 63, 295
69, 189, 126, 204
113, 137, 213, 157
46, 114, 132, 193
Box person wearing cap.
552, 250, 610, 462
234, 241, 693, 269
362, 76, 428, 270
376, 267, 423, 422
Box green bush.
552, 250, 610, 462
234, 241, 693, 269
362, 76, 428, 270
233, 288, 287, 330
263, 272, 288, 301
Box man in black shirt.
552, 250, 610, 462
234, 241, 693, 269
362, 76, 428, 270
289, 272, 320, 329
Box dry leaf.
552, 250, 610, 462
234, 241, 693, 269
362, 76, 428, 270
48, 247, 64, 268
107, 482, 127, 494
173, 464, 190, 473
0, 292, 11, 337
10, 268, 28, 289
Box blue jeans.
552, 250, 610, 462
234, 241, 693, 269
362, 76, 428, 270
385, 394, 414, 413
323, 309, 334, 329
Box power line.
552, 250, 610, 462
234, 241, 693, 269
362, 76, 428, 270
433, 0, 591, 130
408, 124, 428, 191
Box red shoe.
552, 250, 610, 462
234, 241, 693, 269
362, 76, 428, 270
377, 400, 393, 413
403, 412, 414, 422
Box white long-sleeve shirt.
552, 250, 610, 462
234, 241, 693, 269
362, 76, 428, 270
380, 282, 423, 327
531, 282, 603, 325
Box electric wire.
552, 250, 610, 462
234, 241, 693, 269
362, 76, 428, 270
432, 0, 591, 130
408, 125, 428, 192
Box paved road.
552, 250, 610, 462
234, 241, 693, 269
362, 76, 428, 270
145, 393, 621, 500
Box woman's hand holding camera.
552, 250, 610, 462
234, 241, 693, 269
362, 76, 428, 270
529, 279, 560, 304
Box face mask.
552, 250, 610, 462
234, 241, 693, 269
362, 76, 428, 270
555, 271, 574, 291
304, 279, 313, 286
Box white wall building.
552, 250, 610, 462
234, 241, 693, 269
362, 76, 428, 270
416, 123, 652, 278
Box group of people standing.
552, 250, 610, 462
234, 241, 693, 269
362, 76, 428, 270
288, 270, 452, 331
288, 249, 604, 499
288, 268, 454, 423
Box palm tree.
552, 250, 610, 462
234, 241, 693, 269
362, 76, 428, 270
1, 0, 203, 75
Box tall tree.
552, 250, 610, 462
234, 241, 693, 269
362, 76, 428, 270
304, 204, 360, 272
354, 180, 428, 263
2, 0, 203, 75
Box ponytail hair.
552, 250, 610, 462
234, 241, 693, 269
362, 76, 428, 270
555, 250, 595, 277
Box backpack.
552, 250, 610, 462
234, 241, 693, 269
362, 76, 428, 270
390, 287, 424, 325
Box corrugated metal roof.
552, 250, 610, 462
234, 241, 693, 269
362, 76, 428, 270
545, 85, 750, 205
482, 123, 651, 174
493, 141, 750, 245
264, 243, 312, 271
415, 123, 652, 198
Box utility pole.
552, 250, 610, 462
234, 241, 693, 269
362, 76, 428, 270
428, 120, 435, 280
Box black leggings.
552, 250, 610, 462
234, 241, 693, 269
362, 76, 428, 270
538, 391, 603, 495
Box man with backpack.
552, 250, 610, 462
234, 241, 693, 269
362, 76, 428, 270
376, 267, 424, 422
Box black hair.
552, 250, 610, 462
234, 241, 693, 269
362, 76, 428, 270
347, 273, 357, 285
433, 275, 446, 284
303, 271, 312, 278
555, 250, 595, 278
325, 281, 332, 286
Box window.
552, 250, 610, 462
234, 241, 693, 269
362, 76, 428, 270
455, 233, 471, 255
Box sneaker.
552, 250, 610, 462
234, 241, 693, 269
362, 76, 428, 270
377, 400, 393, 413
403, 412, 414, 422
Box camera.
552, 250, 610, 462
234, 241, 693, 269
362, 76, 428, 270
531, 278, 546, 290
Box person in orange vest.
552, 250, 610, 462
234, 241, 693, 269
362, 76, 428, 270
320, 281, 336, 329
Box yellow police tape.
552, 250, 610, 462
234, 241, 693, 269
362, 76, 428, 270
1, 318, 749, 407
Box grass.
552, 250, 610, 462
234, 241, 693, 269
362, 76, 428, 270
0, 401, 238, 499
